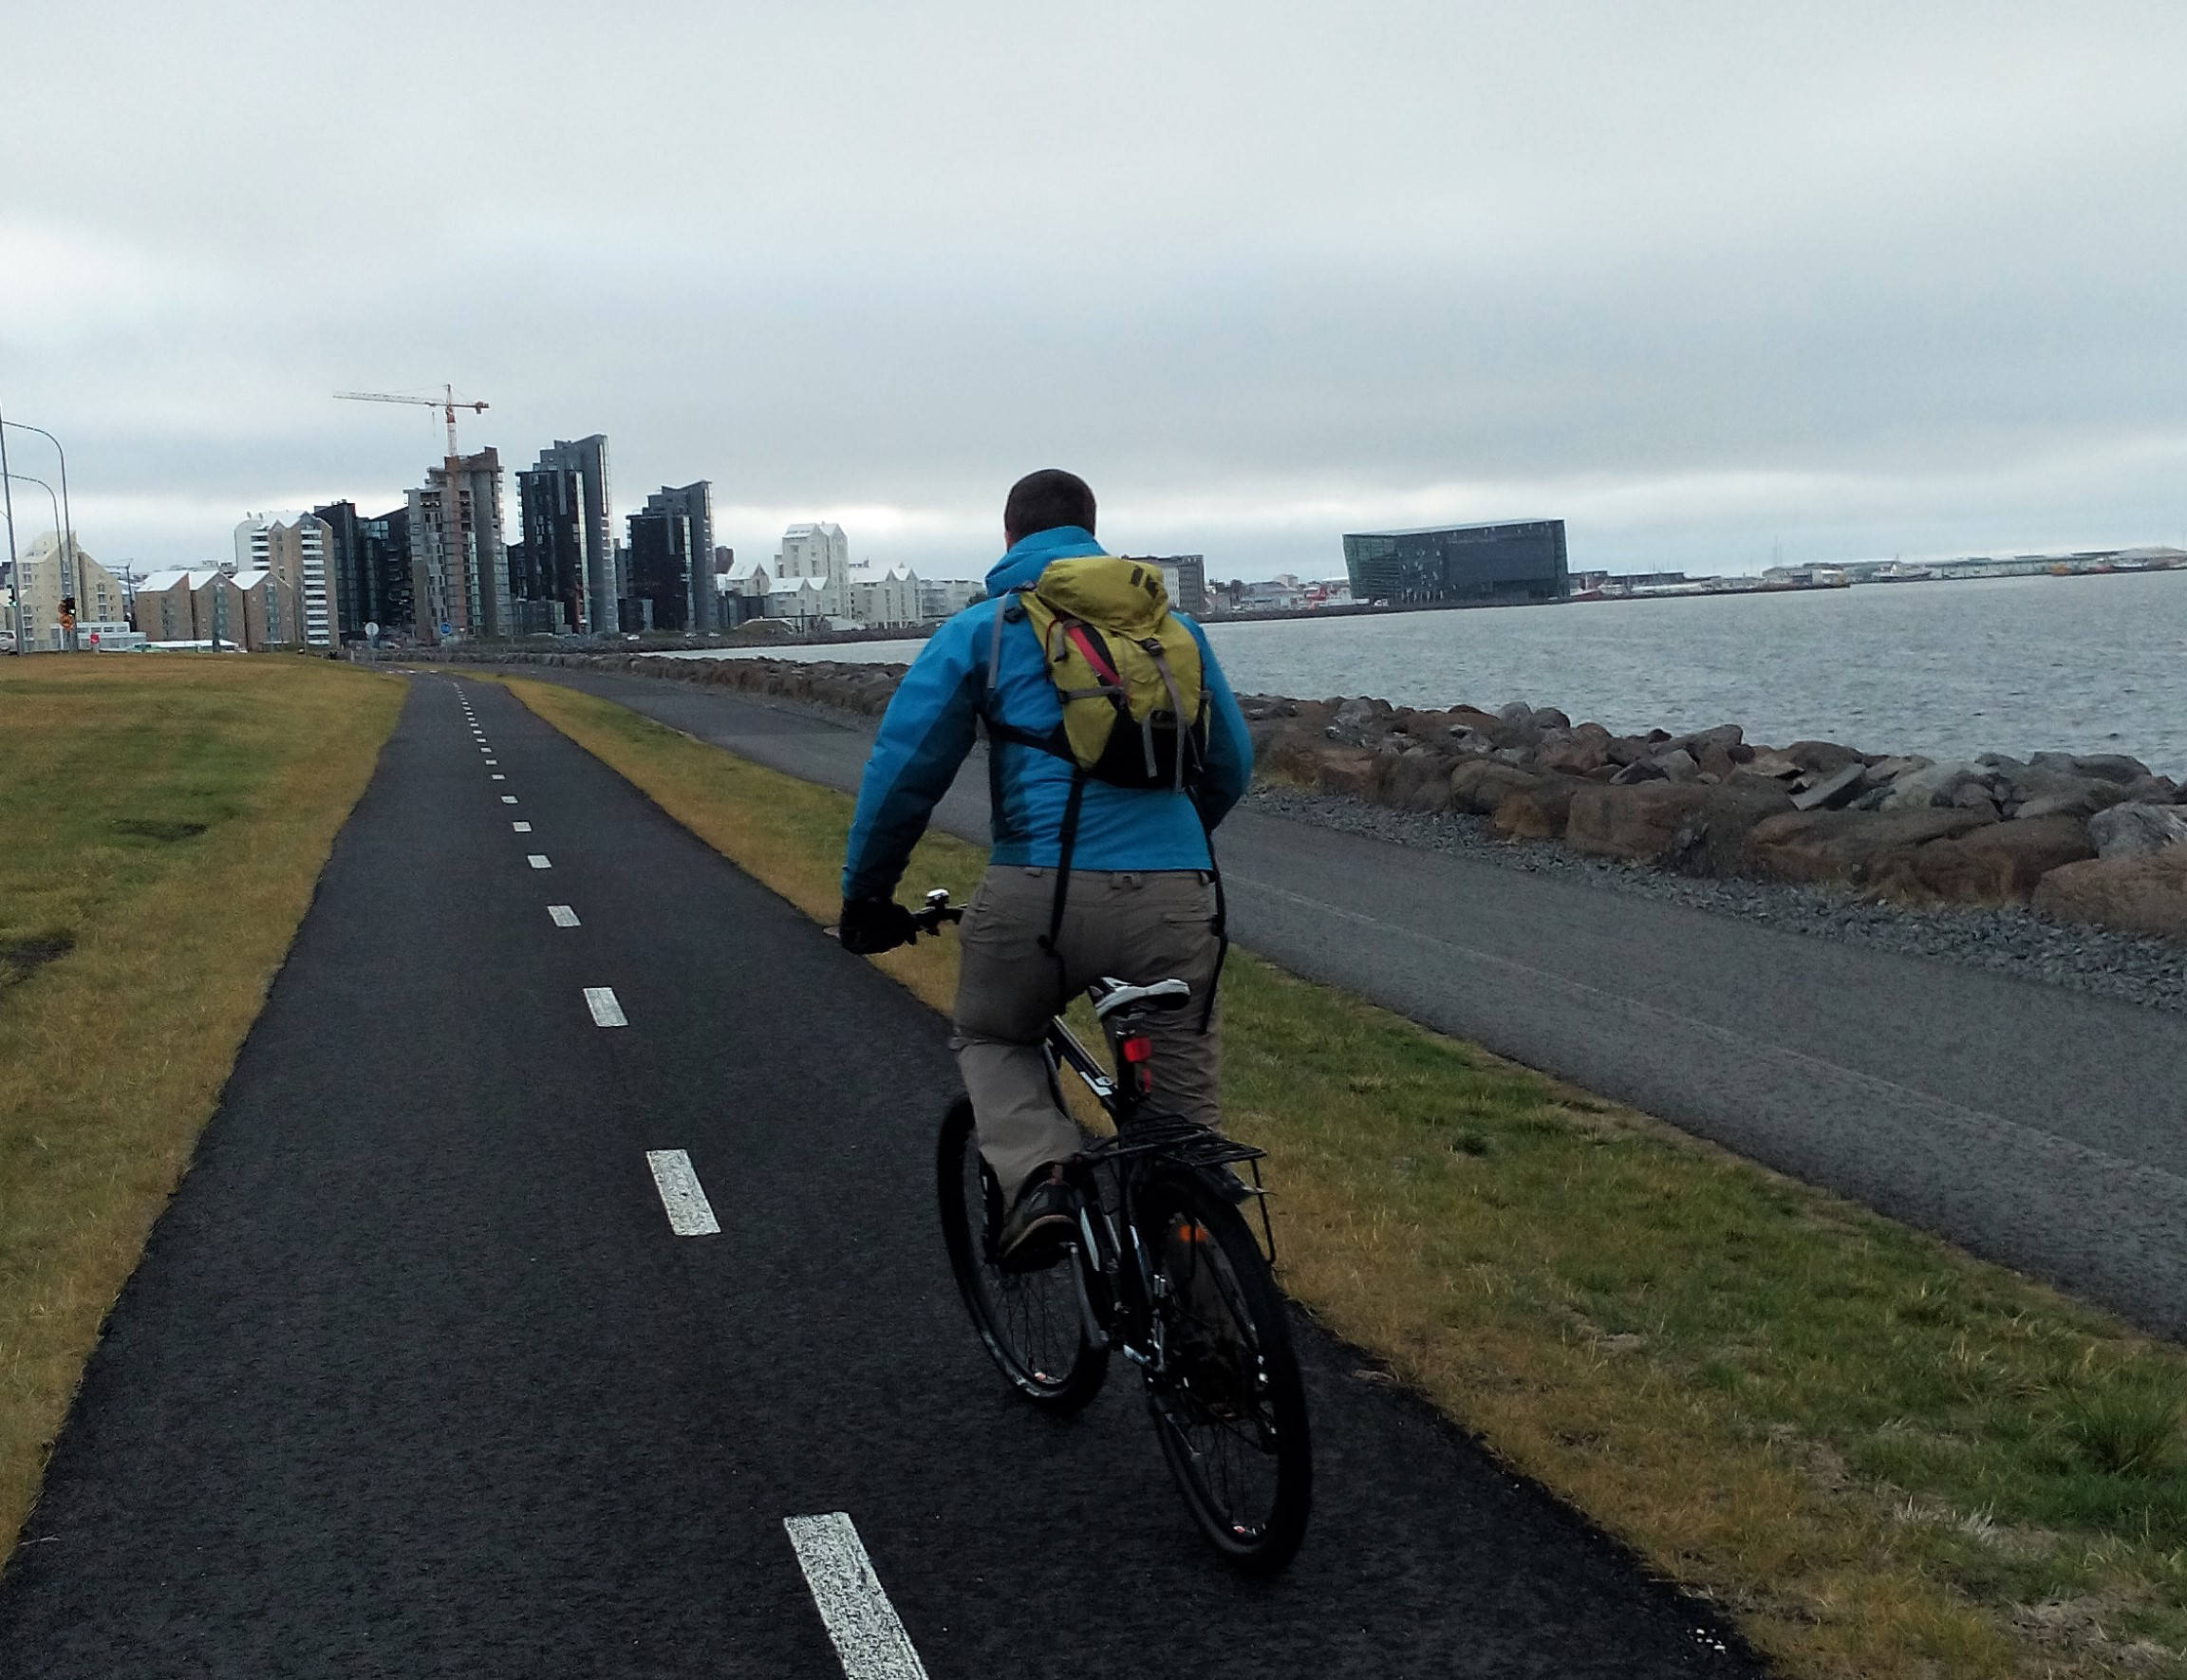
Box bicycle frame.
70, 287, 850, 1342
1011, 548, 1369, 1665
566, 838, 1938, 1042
1040, 1011, 1277, 1368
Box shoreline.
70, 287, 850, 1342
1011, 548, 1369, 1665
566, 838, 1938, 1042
409, 645, 2187, 950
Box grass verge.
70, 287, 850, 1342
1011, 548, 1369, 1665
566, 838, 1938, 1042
1, 655, 404, 1558
503, 673, 2187, 1680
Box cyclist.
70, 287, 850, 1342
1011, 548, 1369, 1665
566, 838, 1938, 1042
837, 469, 1253, 1266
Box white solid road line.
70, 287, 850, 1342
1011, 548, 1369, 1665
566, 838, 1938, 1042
513, 821, 533, 832
584, 986, 627, 1027
783, 1513, 930, 1680
645, 1148, 721, 1236
548, 905, 580, 927
527, 854, 551, 868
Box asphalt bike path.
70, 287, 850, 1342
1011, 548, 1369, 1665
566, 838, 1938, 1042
0, 677, 1758, 1678
518, 667, 2187, 1341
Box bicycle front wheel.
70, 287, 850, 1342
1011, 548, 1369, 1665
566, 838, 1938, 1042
935, 1096, 1108, 1412
1140, 1170, 1313, 1573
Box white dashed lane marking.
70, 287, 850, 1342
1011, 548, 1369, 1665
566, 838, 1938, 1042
548, 905, 580, 927
784, 1513, 929, 1679
502, 795, 518, 804
584, 986, 627, 1027
645, 1149, 721, 1236
492, 775, 506, 781
527, 854, 551, 868
513, 821, 533, 833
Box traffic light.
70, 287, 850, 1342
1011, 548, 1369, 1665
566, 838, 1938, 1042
58, 596, 76, 628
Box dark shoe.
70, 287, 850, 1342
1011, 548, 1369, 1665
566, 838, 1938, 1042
996, 1165, 1076, 1271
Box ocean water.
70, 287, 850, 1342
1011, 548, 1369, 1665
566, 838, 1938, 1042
672, 569, 2187, 775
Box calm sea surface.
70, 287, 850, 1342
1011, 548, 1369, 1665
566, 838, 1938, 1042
676, 569, 2187, 775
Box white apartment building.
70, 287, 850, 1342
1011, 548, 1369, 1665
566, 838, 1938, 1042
764, 575, 835, 626
919, 578, 986, 622
774, 521, 850, 617
846, 561, 922, 628
234, 512, 336, 646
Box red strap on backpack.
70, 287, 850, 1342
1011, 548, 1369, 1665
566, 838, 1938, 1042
1062, 621, 1122, 688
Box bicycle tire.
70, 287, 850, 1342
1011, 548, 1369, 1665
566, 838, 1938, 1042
935, 1096, 1109, 1412
1139, 1170, 1312, 1573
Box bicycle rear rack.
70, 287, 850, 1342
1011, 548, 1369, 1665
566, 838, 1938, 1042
1079, 1115, 1279, 1264
1084, 1113, 1265, 1169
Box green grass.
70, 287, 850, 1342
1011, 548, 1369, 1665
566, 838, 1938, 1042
1, 654, 404, 1558
505, 672, 2187, 1680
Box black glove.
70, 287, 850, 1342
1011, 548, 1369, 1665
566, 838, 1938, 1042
837, 896, 917, 955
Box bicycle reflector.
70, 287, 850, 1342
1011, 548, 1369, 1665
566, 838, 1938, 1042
1120, 1032, 1154, 1094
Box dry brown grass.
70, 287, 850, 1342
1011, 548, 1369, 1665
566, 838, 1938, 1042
0, 655, 403, 1559
509, 674, 2187, 1680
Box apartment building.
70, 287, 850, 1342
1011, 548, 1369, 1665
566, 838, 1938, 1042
234, 513, 336, 646
13, 532, 128, 645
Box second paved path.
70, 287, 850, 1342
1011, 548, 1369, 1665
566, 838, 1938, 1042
518, 665, 2187, 1340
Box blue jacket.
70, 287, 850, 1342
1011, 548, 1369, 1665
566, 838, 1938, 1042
842, 526, 1254, 900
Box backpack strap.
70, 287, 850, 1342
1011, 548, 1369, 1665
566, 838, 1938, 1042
1039, 768, 1088, 961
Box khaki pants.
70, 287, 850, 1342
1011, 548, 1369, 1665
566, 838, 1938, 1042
952, 866, 1223, 1198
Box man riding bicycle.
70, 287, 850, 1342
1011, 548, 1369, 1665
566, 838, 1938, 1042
837, 469, 1253, 1268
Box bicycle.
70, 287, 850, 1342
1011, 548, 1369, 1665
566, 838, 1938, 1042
909, 888, 1313, 1575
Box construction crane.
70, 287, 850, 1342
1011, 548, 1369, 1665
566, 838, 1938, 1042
333, 384, 490, 459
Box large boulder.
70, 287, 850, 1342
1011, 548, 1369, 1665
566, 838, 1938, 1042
1662, 781, 1799, 876
1879, 760, 1990, 812
1382, 749, 1461, 812
1313, 746, 1387, 800
2088, 802, 2187, 859
1886, 814, 2096, 904
1536, 722, 1614, 775
2033, 849, 2187, 941
1324, 696, 1394, 745
1791, 762, 1865, 812
1745, 807, 1996, 886
2028, 751, 2152, 786
1491, 776, 1584, 839
1566, 783, 1714, 864
2011, 784, 2133, 822
1449, 760, 1543, 815
1782, 740, 1867, 775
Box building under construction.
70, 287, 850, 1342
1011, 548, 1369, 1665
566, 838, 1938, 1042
406, 449, 512, 641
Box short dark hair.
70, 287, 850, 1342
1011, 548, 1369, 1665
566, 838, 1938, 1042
1003, 469, 1096, 544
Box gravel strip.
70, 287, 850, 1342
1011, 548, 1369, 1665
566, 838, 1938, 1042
1245, 785, 2187, 1016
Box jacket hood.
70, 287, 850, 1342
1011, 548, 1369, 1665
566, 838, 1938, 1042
983, 525, 1104, 595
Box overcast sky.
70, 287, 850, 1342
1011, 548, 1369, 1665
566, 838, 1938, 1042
4, 1, 2184, 581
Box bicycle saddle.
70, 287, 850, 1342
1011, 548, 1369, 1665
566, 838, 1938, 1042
1090, 977, 1193, 1019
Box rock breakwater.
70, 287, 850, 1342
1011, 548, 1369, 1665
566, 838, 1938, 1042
1248, 693, 2187, 941
434, 647, 2187, 945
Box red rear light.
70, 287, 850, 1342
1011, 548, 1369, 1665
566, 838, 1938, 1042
1121, 1035, 1153, 1064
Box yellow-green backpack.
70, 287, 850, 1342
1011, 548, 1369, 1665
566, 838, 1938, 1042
984, 555, 1208, 791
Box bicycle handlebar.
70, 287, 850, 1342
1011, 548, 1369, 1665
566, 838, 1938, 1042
908, 888, 964, 938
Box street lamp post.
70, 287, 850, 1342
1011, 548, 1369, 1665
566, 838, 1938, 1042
6, 474, 62, 650
0, 399, 20, 653
4, 421, 77, 651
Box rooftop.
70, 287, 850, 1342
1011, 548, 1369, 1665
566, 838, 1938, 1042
1346, 519, 1560, 537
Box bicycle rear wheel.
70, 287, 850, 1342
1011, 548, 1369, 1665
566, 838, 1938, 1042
1139, 1170, 1312, 1573
935, 1097, 1108, 1412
